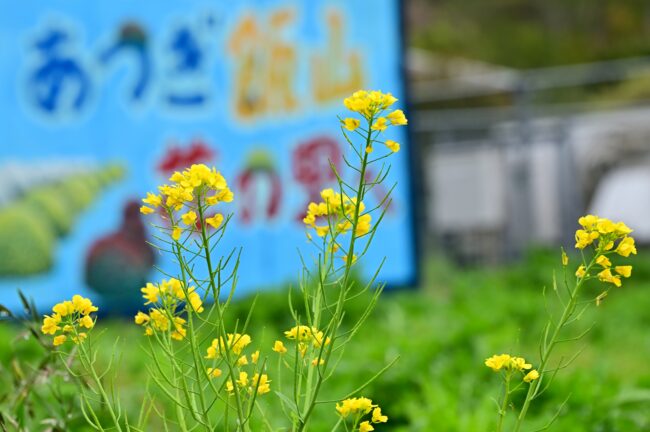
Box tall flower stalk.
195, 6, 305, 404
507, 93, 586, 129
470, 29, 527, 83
486, 215, 637, 431
277, 90, 406, 431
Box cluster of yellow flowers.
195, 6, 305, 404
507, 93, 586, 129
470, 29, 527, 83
336, 397, 388, 431
135, 309, 186, 340
274, 325, 331, 364
205, 333, 252, 359
485, 354, 540, 383
573, 215, 636, 288
284, 325, 331, 346
203, 333, 270, 396
341, 90, 407, 153
303, 188, 371, 239
225, 371, 271, 396
41, 295, 98, 346
140, 163, 234, 241
134, 278, 204, 340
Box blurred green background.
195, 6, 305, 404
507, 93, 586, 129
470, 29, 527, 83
2, 249, 649, 431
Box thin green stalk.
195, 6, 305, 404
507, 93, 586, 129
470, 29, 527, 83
77, 338, 123, 432
297, 119, 373, 432
513, 257, 597, 431
173, 240, 212, 431
301, 244, 330, 416
496, 373, 511, 432
196, 197, 249, 431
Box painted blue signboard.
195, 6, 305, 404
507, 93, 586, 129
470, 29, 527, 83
0, 0, 416, 312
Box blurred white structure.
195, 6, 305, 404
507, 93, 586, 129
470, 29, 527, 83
423, 107, 650, 261
410, 51, 650, 262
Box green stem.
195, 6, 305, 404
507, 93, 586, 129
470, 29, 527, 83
496, 373, 511, 432
297, 120, 373, 432
174, 240, 212, 431
196, 197, 249, 431
301, 242, 329, 417
513, 257, 597, 431
78, 337, 123, 432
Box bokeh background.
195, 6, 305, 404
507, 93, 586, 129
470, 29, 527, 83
2, 1, 650, 431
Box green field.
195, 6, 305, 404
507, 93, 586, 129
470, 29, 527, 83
2, 249, 649, 431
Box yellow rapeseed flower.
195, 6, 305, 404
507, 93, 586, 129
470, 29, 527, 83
149, 309, 171, 332
273, 340, 287, 354
41, 314, 61, 335
207, 367, 222, 379
575, 265, 586, 278
596, 255, 612, 268
171, 316, 187, 340
72, 333, 87, 344
140, 206, 154, 215
615, 265, 632, 278
614, 222, 633, 236
616, 237, 637, 257
355, 214, 372, 237
372, 407, 388, 423
510, 357, 532, 371
205, 333, 252, 359
578, 215, 598, 230
359, 421, 374, 432
53, 335, 67, 346
336, 397, 375, 418
72, 295, 98, 315
370, 117, 388, 132
485, 354, 511, 371
596, 218, 616, 234
485, 354, 532, 372
236, 371, 248, 387
134, 311, 150, 325
311, 358, 325, 366
384, 140, 400, 152
172, 226, 182, 241
252, 373, 271, 395
141, 282, 159, 304
78, 315, 94, 329
142, 192, 162, 208
52, 301, 75, 317
205, 214, 224, 229
215, 188, 234, 203
386, 109, 408, 126
181, 211, 197, 226
523, 370, 540, 383
575, 229, 599, 249
342, 118, 360, 131
598, 268, 622, 287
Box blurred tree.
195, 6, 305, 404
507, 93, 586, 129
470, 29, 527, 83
408, 0, 650, 68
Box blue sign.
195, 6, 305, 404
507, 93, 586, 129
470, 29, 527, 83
0, 0, 416, 312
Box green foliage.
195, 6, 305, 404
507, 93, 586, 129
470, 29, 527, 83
24, 190, 75, 236
3, 250, 649, 430
412, 0, 650, 68
0, 204, 55, 275
0, 164, 125, 277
